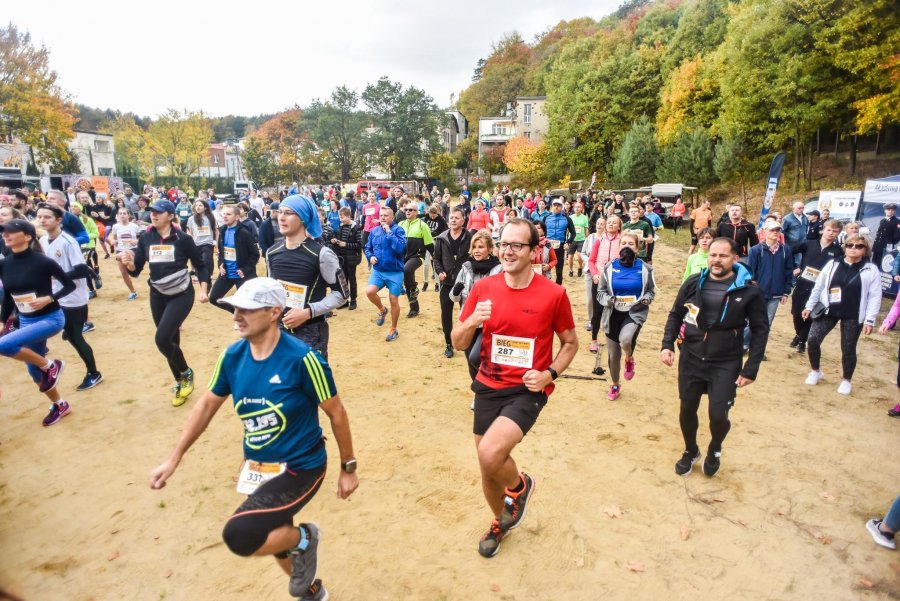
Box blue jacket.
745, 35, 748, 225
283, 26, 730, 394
364, 223, 407, 273
747, 241, 794, 299
781, 212, 808, 246
62, 211, 89, 245
543, 212, 575, 243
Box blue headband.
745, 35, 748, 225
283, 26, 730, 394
280, 194, 322, 239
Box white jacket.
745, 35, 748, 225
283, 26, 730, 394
804, 259, 882, 326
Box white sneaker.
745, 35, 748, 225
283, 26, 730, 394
804, 370, 824, 385
837, 380, 852, 395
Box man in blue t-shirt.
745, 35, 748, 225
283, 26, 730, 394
150, 277, 358, 601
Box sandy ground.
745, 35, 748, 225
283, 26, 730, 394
1, 228, 899, 601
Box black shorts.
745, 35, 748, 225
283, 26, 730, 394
568, 240, 584, 256
677, 351, 741, 408
471, 380, 547, 436
690, 232, 698, 245
222, 462, 327, 557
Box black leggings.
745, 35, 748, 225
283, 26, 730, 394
209, 275, 253, 312
439, 281, 462, 346
223, 463, 326, 556
791, 287, 813, 342
197, 245, 214, 286
677, 352, 741, 454
62, 305, 97, 373
590, 282, 605, 340
554, 247, 565, 284
404, 257, 423, 311
149, 286, 194, 379
807, 316, 863, 380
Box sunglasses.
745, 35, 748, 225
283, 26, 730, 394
844, 243, 867, 250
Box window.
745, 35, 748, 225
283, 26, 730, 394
94, 140, 110, 153
524, 132, 531, 140
491, 123, 507, 136
98, 168, 113, 176
213, 154, 220, 165
523, 104, 532, 125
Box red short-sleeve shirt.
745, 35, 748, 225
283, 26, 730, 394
459, 273, 575, 395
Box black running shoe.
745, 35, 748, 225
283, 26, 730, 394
796, 341, 806, 354
422, 282, 429, 292
407, 309, 419, 318
499, 473, 535, 531
76, 372, 103, 391
348, 300, 357, 310
675, 449, 701, 476
789, 335, 800, 348
443, 344, 454, 358
703, 451, 721, 477
478, 519, 505, 558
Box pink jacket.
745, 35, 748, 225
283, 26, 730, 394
589, 233, 622, 277
882, 293, 900, 330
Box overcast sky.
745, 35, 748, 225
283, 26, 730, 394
12, 0, 621, 119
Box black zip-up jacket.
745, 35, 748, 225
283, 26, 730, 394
128, 226, 209, 284
716, 219, 759, 257
334, 221, 362, 266
434, 229, 473, 284
661, 263, 770, 380
217, 221, 260, 277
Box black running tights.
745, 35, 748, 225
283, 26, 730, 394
807, 316, 863, 380
62, 305, 97, 373
149, 287, 194, 379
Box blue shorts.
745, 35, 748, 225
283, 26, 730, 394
368, 270, 403, 297
0, 309, 65, 382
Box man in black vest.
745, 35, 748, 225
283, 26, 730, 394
267, 195, 349, 359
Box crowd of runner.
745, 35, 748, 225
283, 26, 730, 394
2, 180, 899, 597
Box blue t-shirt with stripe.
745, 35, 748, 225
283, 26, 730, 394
209, 333, 336, 470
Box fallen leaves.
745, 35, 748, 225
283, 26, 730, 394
490, 584, 501, 593
107, 550, 119, 561
819, 492, 836, 503
603, 505, 623, 518
574, 557, 585, 568
680, 525, 691, 541
626, 561, 646, 573
812, 532, 833, 545
857, 577, 874, 589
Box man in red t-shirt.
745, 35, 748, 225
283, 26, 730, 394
452, 218, 578, 558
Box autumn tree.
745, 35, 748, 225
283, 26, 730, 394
458, 33, 532, 126
0, 22, 77, 166
252, 108, 308, 183
143, 109, 212, 181
362, 77, 440, 179
656, 126, 716, 187
301, 86, 369, 182
503, 136, 547, 186
242, 136, 277, 187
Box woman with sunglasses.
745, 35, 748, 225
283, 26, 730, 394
802, 234, 882, 395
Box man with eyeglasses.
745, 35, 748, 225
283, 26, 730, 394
266, 195, 349, 359
398, 204, 434, 318
452, 218, 577, 558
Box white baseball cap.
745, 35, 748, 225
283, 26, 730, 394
218, 277, 286, 310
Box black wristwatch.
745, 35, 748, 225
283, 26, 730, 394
341, 458, 357, 474
547, 367, 559, 381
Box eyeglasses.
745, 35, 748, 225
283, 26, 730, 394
498, 242, 529, 252
404, 209, 416, 212
844, 243, 867, 250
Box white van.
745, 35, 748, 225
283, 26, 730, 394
234, 180, 258, 196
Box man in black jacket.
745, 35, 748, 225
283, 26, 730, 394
330, 208, 362, 310
873, 202, 900, 267
715, 204, 758, 257
258, 202, 283, 258
433, 206, 472, 358
660, 238, 770, 478
208, 204, 260, 312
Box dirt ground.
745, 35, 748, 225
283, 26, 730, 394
1, 228, 899, 601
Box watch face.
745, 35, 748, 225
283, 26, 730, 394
342, 459, 357, 473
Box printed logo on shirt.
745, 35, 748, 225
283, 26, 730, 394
235, 397, 286, 450
269, 374, 282, 384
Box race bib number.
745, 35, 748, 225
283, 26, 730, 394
120, 237, 137, 250
148, 245, 175, 263
195, 225, 211, 237
491, 334, 535, 369
800, 266, 820, 283
365, 207, 376, 216
12, 292, 37, 314
829, 287, 842, 304
550, 240, 561, 249
236, 460, 286, 495
684, 303, 700, 326
532, 263, 543, 275
224, 246, 237, 262
280, 281, 308, 309
614, 295, 638, 310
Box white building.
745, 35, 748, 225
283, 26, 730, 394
68, 130, 116, 176
477, 96, 548, 170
